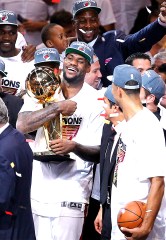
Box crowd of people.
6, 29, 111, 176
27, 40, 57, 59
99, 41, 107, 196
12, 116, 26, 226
0, 0, 166, 240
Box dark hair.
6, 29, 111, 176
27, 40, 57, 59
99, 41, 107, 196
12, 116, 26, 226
144, 88, 159, 105
158, 63, 166, 73
41, 23, 58, 44
125, 52, 151, 65
123, 80, 140, 95
50, 9, 73, 27
107, 100, 123, 112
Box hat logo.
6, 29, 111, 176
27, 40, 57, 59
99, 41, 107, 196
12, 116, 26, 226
43, 53, 50, 61
1, 13, 8, 22
146, 71, 151, 77
84, 2, 91, 7
78, 46, 85, 52
130, 74, 134, 79
148, 87, 152, 91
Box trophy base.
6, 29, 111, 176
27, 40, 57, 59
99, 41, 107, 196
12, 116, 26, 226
34, 151, 74, 163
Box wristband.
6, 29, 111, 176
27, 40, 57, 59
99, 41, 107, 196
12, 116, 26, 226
146, 209, 152, 213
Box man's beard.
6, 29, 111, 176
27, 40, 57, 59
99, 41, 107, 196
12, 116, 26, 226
63, 70, 84, 84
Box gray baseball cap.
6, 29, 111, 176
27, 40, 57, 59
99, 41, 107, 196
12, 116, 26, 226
142, 70, 165, 100
72, 0, 101, 19
65, 41, 94, 64
0, 10, 18, 26
0, 59, 7, 77
104, 85, 116, 104
34, 48, 60, 66
111, 64, 142, 89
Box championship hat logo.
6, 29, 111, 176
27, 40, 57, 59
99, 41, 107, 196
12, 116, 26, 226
78, 46, 85, 52
84, 1, 91, 7
43, 53, 50, 61
1, 13, 8, 22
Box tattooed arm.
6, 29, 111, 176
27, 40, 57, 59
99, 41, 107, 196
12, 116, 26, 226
16, 100, 77, 134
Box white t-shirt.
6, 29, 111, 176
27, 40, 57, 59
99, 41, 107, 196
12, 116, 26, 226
20, 82, 104, 217
1, 51, 34, 95
15, 32, 27, 49
159, 104, 166, 130
111, 108, 166, 240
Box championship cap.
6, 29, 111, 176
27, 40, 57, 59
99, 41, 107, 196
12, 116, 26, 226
111, 64, 142, 89
93, 53, 99, 63
34, 48, 60, 66
65, 41, 94, 64
104, 85, 116, 104
0, 10, 18, 26
0, 59, 7, 77
142, 70, 165, 100
72, 0, 101, 19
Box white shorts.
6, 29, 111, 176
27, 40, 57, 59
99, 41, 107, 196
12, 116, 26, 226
33, 206, 85, 240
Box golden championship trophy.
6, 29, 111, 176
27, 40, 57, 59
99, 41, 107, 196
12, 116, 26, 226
26, 66, 62, 156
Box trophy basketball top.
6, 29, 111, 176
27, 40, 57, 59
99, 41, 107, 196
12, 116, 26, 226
26, 47, 61, 104
26, 66, 61, 104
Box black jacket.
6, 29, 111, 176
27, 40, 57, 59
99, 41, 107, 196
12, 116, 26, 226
0, 125, 35, 240
94, 20, 166, 87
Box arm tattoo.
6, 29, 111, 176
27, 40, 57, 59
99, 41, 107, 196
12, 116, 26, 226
17, 102, 60, 133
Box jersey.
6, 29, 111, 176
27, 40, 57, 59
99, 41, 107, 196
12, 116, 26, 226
1, 50, 34, 95
111, 107, 166, 240
20, 82, 104, 217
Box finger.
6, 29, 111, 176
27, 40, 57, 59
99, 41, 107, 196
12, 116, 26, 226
21, 46, 35, 62
22, 45, 26, 51
121, 228, 132, 238
94, 224, 101, 234
53, 151, 64, 155
50, 144, 63, 151
121, 227, 130, 232
97, 229, 101, 234
53, 149, 67, 155
21, 51, 31, 62
161, 1, 166, 7
160, 6, 166, 13
124, 235, 132, 239
51, 148, 64, 154
49, 140, 58, 147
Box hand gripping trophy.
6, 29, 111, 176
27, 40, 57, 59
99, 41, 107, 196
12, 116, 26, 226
26, 66, 62, 156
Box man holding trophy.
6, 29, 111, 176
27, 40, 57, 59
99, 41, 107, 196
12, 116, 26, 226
16, 42, 104, 240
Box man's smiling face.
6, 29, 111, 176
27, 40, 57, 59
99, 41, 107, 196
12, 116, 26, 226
74, 9, 100, 43
63, 53, 90, 84
0, 25, 17, 57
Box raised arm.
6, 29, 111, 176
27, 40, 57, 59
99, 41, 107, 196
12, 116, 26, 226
121, 2, 166, 58
16, 100, 77, 133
